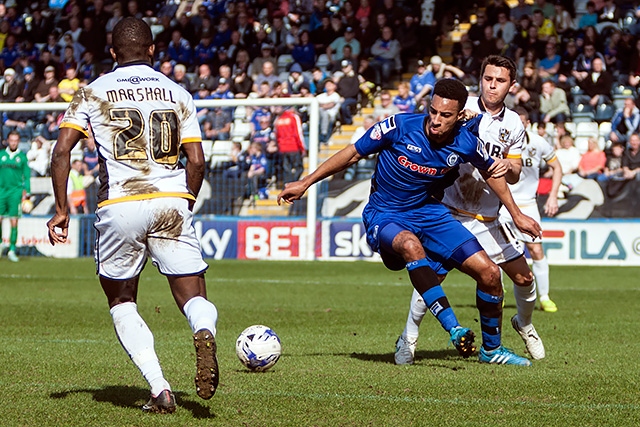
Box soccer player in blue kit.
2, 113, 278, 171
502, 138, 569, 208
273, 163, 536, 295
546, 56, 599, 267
278, 78, 541, 365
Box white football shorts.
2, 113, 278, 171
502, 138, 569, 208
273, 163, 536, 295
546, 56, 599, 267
94, 197, 208, 279
499, 203, 541, 244
451, 212, 524, 265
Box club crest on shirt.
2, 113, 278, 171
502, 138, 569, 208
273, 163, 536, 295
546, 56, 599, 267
446, 152, 459, 166
499, 128, 511, 143
528, 147, 537, 157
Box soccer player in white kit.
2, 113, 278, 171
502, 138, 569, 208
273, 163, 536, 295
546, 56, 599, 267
47, 17, 219, 413
500, 107, 562, 313
395, 56, 546, 365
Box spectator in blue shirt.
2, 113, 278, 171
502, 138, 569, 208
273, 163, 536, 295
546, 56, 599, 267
167, 29, 192, 67
393, 81, 416, 114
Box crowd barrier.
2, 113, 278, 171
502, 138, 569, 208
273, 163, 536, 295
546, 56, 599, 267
7, 215, 640, 266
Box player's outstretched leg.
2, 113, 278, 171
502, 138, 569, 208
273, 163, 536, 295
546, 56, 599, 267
110, 302, 175, 409
395, 289, 426, 365
184, 296, 219, 399
400, 263, 479, 362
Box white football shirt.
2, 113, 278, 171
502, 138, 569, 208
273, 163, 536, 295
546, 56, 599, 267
509, 131, 557, 207
60, 62, 202, 207
441, 96, 525, 220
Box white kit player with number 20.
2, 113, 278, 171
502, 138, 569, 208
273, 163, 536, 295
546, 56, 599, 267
47, 17, 219, 414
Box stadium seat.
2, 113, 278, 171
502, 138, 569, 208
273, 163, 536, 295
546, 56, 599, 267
571, 104, 595, 123
209, 140, 233, 169
277, 54, 294, 74
201, 140, 214, 163
599, 121, 612, 138
570, 85, 584, 97
230, 120, 252, 142
611, 85, 634, 101
594, 103, 615, 123
545, 122, 555, 136
576, 121, 599, 137
233, 105, 247, 121
574, 135, 591, 154
564, 121, 577, 136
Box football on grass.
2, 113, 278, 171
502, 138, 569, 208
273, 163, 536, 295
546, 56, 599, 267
235, 325, 281, 372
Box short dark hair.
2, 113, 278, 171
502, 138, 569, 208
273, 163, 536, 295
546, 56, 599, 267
433, 78, 468, 110
481, 55, 517, 83
112, 17, 153, 62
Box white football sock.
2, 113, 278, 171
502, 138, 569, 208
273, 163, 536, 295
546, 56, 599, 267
403, 289, 427, 339
183, 296, 218, 335
532, 257, 550, 300
110, 302, 170, 396
513, 282, 536, 327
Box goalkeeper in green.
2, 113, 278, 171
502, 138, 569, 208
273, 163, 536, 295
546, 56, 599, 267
0, 131, 31, 262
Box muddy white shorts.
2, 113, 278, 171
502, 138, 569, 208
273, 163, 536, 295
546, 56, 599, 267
451, 211, 524, 265
94, 197, 208, 279
498, 202, 541, 244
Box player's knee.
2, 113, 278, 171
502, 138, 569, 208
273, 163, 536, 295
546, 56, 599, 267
513, 270, 534, 287
394, 234, 424, 260
479, 263, 502, 290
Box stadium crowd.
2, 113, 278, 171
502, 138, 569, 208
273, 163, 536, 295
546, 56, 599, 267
1, 0, 640, 208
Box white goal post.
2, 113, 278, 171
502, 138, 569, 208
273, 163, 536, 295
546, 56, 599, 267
2, 96, 321, 260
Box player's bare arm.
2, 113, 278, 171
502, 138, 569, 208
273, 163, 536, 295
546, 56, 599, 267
47, 126, 84, 245
484, 174, 542, 239
278, 144, 362, 205
544, 158, 563, 217
489, 157, 521, 183
181, 142, 206, 204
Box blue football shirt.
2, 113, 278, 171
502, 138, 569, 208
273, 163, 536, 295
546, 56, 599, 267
354, 113, 494, 211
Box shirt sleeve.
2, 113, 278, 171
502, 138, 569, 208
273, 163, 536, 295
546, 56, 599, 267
354, 115, 399, 157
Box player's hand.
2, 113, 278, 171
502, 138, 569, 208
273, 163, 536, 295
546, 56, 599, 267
513, 213, 542, 240
277, 180, 307, 205
47, 213, 70, 246
544, 196, 559, 217
461, 109, 478, 121
487, 157, 512, 178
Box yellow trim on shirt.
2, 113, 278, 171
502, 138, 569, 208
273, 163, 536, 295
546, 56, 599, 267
447, 205, 498, 222
182, 137, 203, 144
506, 153, 522, 159
97, 192, 196, 208
59, 122, 89, 137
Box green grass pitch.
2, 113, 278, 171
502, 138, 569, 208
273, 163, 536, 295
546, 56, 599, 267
1, 258, 639, 426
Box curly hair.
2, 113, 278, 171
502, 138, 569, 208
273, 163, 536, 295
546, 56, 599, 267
433, 78, 468, 111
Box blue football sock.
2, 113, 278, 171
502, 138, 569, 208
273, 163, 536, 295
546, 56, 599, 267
476, 288, 503, 350
407, 259, 459, 333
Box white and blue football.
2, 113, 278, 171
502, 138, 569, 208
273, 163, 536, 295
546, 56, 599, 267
235, 325, 281, 372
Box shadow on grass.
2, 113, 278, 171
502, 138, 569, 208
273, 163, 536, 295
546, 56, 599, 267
348, 349, 471, 366
50, 385, 216, 419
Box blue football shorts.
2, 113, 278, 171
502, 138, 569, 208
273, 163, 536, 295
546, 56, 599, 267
362, 200, 482, 274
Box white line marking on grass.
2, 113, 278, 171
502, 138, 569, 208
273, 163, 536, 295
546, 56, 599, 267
224, 389, 640, 411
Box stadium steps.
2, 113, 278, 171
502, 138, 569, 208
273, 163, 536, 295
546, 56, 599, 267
240, 197, 290, 217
